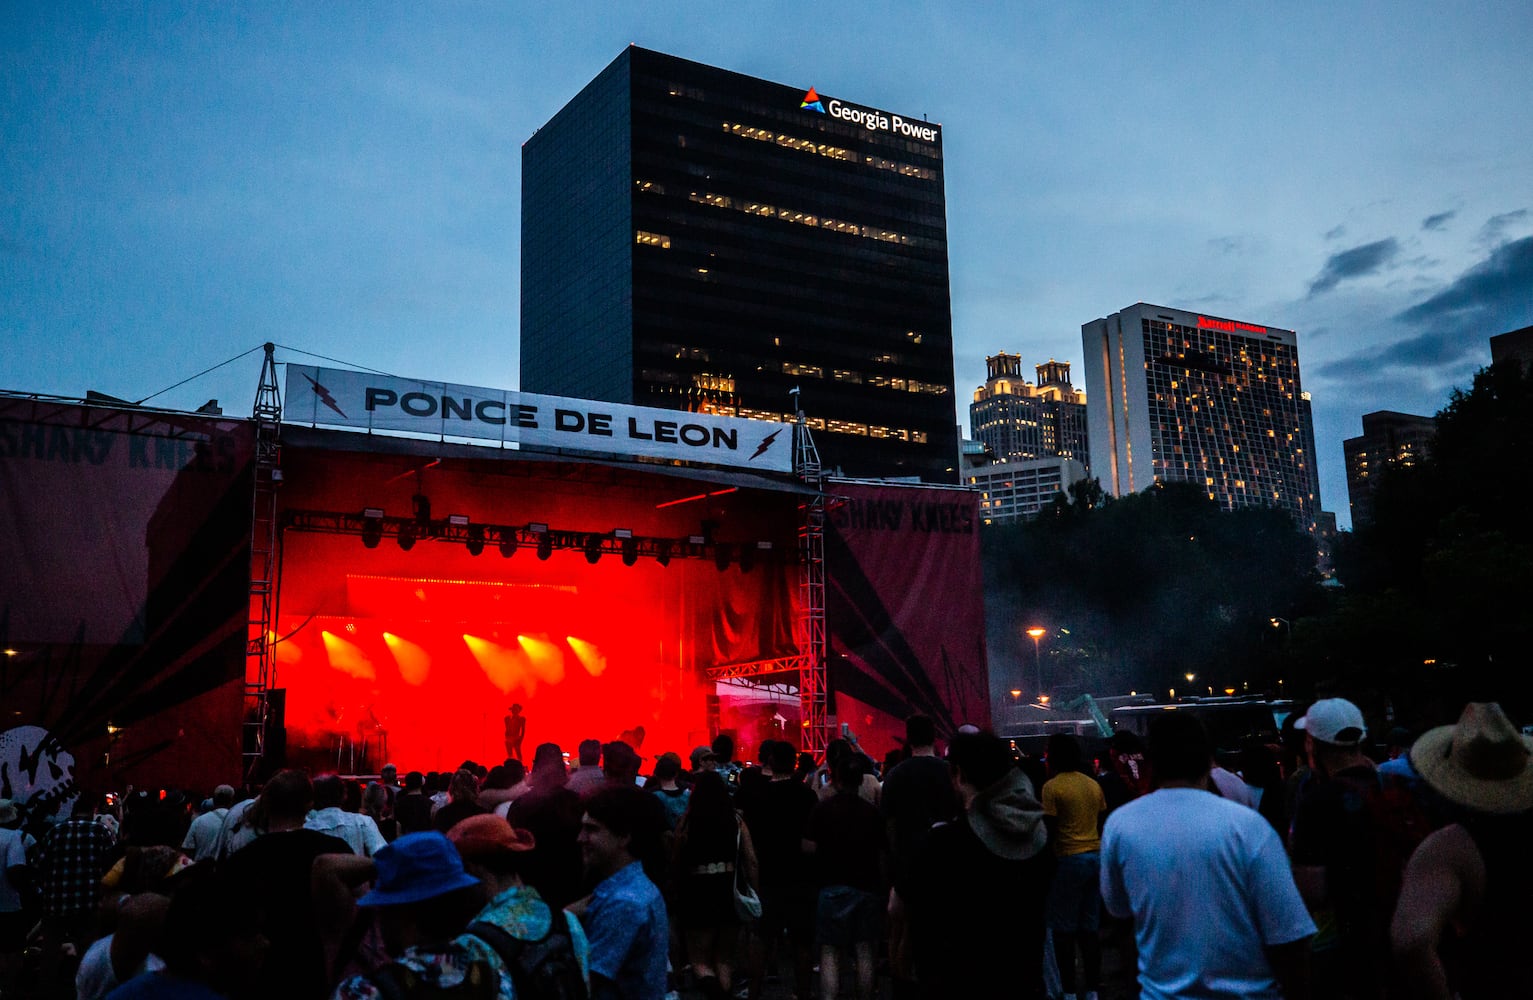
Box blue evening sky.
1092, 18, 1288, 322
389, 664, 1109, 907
4, 3, 1531, 528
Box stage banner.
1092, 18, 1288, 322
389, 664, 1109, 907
285, 365, 794, 473
0, 401, 253, 831
826, 482, 990, 744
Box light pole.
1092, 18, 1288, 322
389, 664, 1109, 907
1026, 627, 1046, 699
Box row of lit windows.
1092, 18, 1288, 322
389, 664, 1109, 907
721, 122, 936, 179
732, 406, 929, 443
636, 230, 671, 248
655, 342, 921, 369
678, 189, 925, 247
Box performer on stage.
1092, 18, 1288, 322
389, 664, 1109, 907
503, 703, 526, 762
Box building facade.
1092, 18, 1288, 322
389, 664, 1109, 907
1081, 303, 1319, 525
1342, 410, 1436, 528
969, 354, 1089, 470
522, 46, 959, 482
968, 457, 1088, 525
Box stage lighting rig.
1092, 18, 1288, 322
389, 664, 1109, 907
497, 527, 516, 558
655, 539, 673, 567
360, 508, 384, 549
533, 523, 553, 561
714, 542, 733, 571
584, 532, 604, 565
616, 528, 639, 566
397, 524, 417, 551
465, 525, 485, 556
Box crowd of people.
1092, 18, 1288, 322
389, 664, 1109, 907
0, 699, 1529, 999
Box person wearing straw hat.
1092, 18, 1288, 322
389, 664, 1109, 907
1390, 702, 1533, 999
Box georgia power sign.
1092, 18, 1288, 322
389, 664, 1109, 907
285, 366, 793, 473
799, 86, 939, 143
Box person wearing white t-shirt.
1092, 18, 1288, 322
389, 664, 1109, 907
1101, 713, 1315, 1000
181, 784, 236, 861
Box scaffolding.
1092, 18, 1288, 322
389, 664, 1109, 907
243, 343, 282, 781
793, 406, 830, 754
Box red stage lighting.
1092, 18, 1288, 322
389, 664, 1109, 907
465, 525, 485, 557
497, 528, 516, 558
583, 533, 603, 565
655, 539, 673, 567
398, 524, 417, 551
621, 535, 638, 566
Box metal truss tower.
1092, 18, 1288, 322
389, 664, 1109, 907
793, 401, 830, 754
244, 343, 282, 780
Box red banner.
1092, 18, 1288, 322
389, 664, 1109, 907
0, 401, 254, 827
826, 482, 989, 752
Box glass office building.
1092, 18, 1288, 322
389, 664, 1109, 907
1082, 303, 1319, 526
522, 47, 959, 481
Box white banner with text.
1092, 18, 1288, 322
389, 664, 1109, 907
284, 365, 794, 473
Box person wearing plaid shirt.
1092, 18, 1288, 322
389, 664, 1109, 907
37, 801, 113, 939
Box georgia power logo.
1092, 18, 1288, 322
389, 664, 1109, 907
800, 87, 825, 113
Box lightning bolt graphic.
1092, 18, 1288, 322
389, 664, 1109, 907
750, 428, 783, 461
301, 373, 348, 419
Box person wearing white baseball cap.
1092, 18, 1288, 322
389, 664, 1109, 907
1392, 702, 1533, 999
1295, 698, 1368, 746
1289, 697, 1382, 998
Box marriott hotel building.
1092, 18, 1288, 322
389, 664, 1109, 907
521, 47, 959, 482
1082, 303, 1321, 526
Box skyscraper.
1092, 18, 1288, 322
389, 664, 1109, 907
1081, 303, 1319, 525
969, 354, 1089, 469
1343, 410, 1436, 528
521, 46, 959, 481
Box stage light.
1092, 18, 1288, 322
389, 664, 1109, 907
497, 527, 516, 558
383, 632, 431, 686
528, 522, 549, 534
621, 535, 638, 566
738, 544, 755, 574
398, 524, 417, 551
448, 514, 469, 527
361, 508, 384, 548
465, 525, 485, 556
715, 542, 733, 571
566, 636, 606, 677
613, 528, 633, 539
536, 532, 553, 560
655, 539, 673, 566
584, 533, 604, 565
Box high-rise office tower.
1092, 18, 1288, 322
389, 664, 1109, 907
969, 354, 1089, 469
1081, 303, 1318, 525
1343, 410, 1436, 528
521, 46, 959, 481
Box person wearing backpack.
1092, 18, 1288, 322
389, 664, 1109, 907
446, 814, 590, 1000
329, 832, 498, 1000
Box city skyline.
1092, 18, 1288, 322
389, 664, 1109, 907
4, 5, 1531, 527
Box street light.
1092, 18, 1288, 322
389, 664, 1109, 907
1185, 672, 1196, 684
1026, 627, 1046, 699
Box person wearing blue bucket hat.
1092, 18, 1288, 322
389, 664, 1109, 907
330, 832, 498, 1000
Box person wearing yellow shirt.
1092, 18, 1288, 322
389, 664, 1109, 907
1042, 734, 1108, 1000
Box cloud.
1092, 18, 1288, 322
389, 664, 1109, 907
1209, 236, 1246, 256
1395, 234, 1533, 327
1478, 209, 1529, 246
1421, 211, 1456, 231
1308, 238, 1401, 296
1310, 236, 1533, 382
1324, 225, 1346, 241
